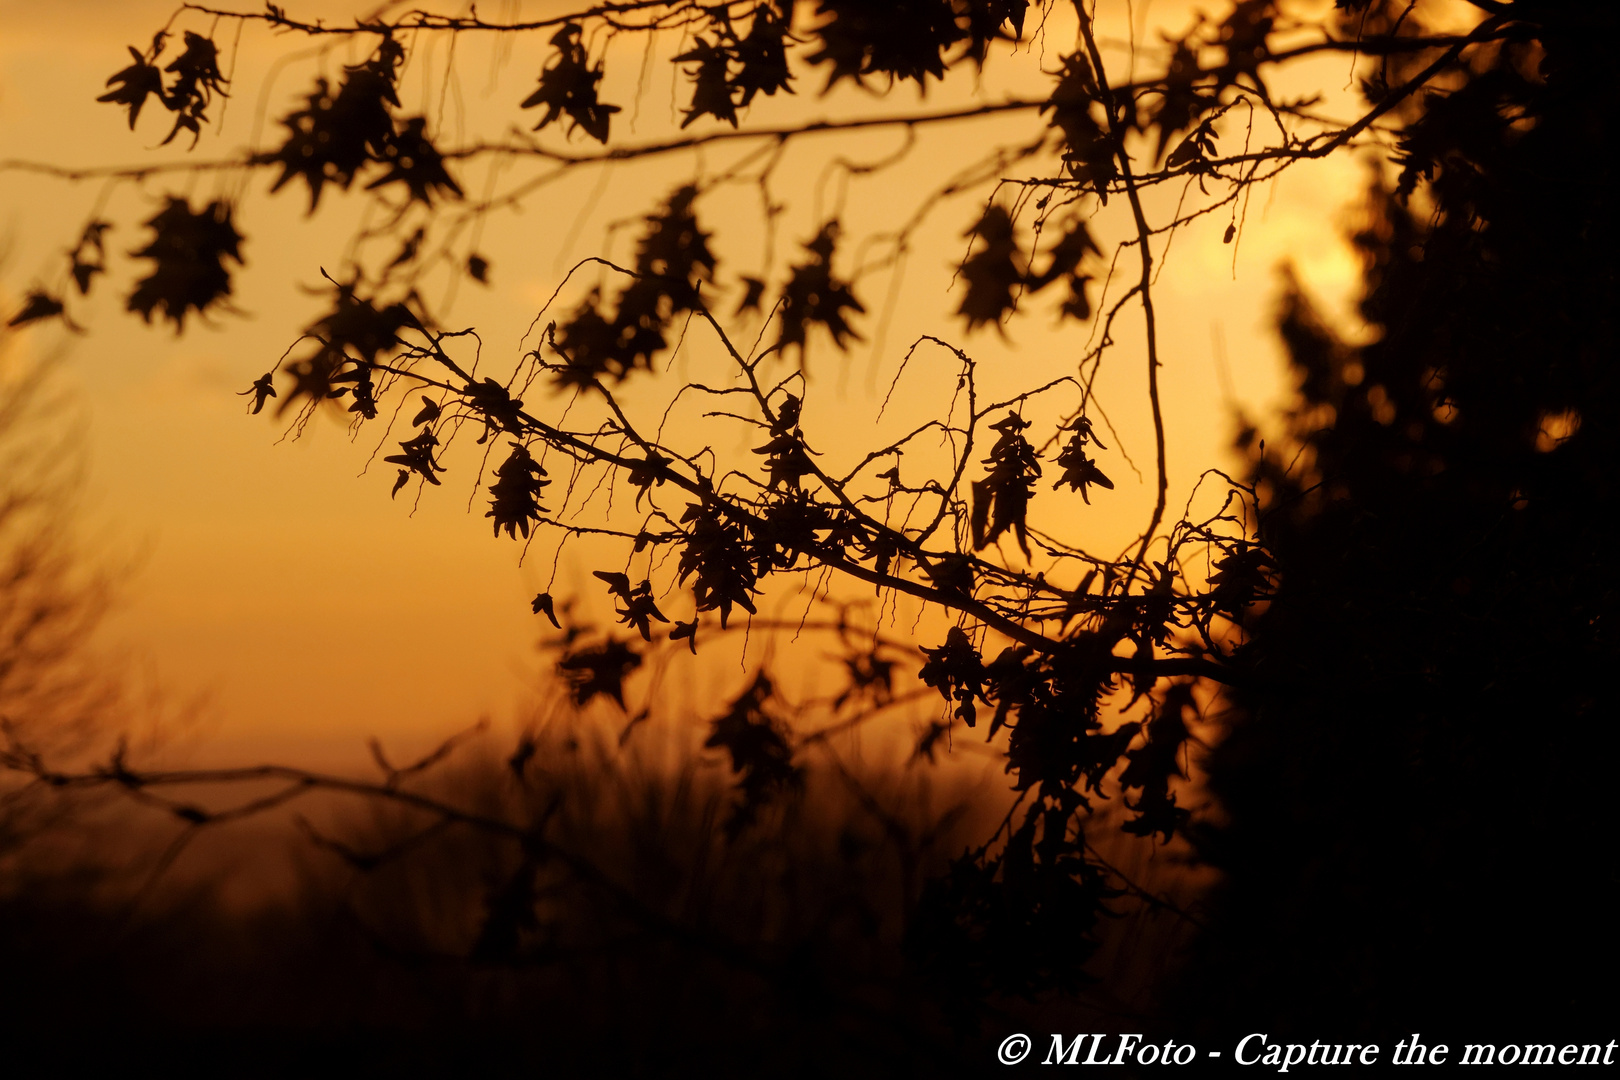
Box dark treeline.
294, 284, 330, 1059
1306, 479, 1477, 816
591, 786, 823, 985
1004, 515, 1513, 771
0, 725, 1191, 1075
1174, 1, 1618, 1040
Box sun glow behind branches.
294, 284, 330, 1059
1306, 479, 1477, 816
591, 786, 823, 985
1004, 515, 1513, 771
0, 0, 1370, 766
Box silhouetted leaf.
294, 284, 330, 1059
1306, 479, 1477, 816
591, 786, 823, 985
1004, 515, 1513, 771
263, 43, 402, 211
550, 188, 715, 388
328, 359, 378, 418
833, 647, 898, 711
383, 430, 445, 486
276, 345, 346, 417
1026, 216, 1099, 291
1042, 55, 1118, 200
309, 279, 417, 363
366, 116, 463, 206
610, 579, 669, 641
486, 442, 550, 539
520, 24, 619, 144
673, 37, 739, 128
550, 293, 618, 389
163, 32, 225, 99
592, 570, 632, 600
925, 552, 975, 597
771, 393, 801, 435
239, 371, 277, 414
1214, 0, 1275, 87
919, 626, 988, 727
957, 204, 1024, 332
1166, 116, 1220, 172
1059, 275, 1094, 321
159, 31, 229, 147
626, 450, 671, 507
1205, 542, 1273, 621
960, 0, 1030, 64
805, 0, 965, 90
970, 411, 1041, 557
6, 291, 67, 329
556, 638, 641, 709
126, 198, 243, 331
1118, 682, 1196, 842
1051, 415, 1113, 502
636, 186, 716, 297
70, 262, 100, 296
68, 221, 111, 296
1025, 215, 1100, 323
911, 720, 951, 763
676, 502, 758, 627
777, 224, 864, 361
752, 433, 815, 491
703, 671, 800, 836
411, 396, 440, 427
731, 4, 795, 105
99, 45, 166, 130
387, 228, 424, 269
530, 592, 561, 629
736, 275, 768, 314
463, 377, 526, 440
1145, 41, 1216, 163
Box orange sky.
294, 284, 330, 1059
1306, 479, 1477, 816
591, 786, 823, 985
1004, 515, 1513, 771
0, 0, 1375, 770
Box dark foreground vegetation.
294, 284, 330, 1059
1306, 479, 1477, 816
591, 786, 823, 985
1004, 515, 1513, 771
0, 722, 1195, 1076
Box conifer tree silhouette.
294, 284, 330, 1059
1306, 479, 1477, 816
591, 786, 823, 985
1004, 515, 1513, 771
1174, 0, 1619, 1036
